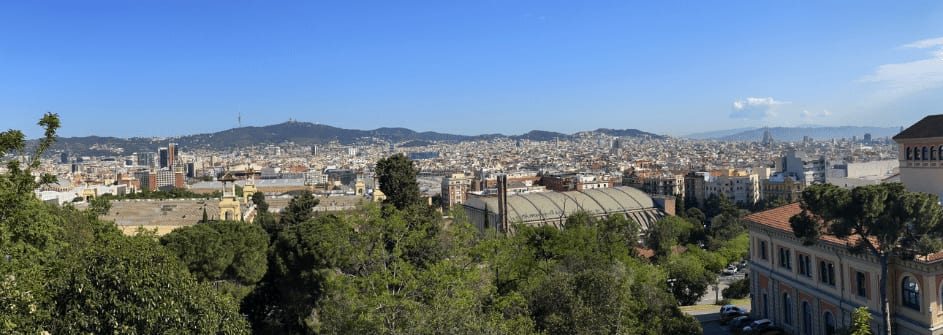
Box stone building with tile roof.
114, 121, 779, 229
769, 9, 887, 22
746, 203, 943, 335
894, 114, 943, 198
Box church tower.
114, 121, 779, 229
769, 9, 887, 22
218, 172, 242, 221
242, 166, 258, 205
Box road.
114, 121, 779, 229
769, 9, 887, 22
699, 272, 747, 305
686, 301, 750, 335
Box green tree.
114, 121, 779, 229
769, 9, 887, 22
646, 216, 695, 262
251, 191, 278, 233
685, 207, 706, 227
0, 113, 63, 332
665, 252, 715, 306
790, 183, 943, 335
848, 306, 873, 335
375, 153, 422, 210
161, 221, 269, 301
722, 278, 749, 299
49, 234, 249, 334
272, 190, 319, 235
247, 214, 356, 333
252, 191, 270, 213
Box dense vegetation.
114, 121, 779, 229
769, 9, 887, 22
3, 116, 750, 334
0, 114, 248, 334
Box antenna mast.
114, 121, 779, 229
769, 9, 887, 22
238, 112, 242, 128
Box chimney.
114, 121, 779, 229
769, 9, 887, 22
497, 174, 508, 232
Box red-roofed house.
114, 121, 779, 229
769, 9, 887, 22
747, 203, 943, 335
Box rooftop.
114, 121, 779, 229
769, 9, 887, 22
745, 203, 943, 263
464, 186, 664, 228
893, 114, 943, 140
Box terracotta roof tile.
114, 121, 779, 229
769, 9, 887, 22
746, 203, 943, 264
746, 203, 865, 246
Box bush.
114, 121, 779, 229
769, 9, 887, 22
715, 299, 731, 306
722, 278, 750, 299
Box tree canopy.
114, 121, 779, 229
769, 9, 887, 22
375, 153, 422, 210
0, 114, 249, 334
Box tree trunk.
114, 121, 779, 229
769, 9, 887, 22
880, 253, 892, 335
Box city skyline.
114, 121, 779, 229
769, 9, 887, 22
3, 1, 943, 139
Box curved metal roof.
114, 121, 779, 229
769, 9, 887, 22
464, 186, 661, 223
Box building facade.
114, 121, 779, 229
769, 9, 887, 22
704, 169, 760, 206
894, 114, 943, 199
761, 173, 805, 203
441, 173, 473, 208
747, 203, 943, 335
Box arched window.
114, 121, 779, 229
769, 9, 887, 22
923, 147, 929, 161
824, 311, 836, 335
903, 276, 920, 310
915, 147, 921, 161
783, 293, 793, 325
932, 146, 937, 160
907, 147, 913, 160
802, 301, 812, 335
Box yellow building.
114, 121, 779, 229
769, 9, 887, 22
894, 114, 943, 199
372, 188, 387, 202
218, 172, 242, 221
747, 204, 943, 335
761, 174, 805, 203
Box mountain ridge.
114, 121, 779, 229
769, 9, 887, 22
47, 121, 664, 156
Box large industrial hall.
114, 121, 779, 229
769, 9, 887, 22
462, 186, 668, 233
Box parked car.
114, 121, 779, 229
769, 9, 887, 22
723, 266, 738, 275
719, 304, 737, 314
720, 306, 748, 324
742, 319, 774, 334
728, 315, 753, 334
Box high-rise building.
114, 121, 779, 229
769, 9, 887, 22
59, 152, 69, 164
133, 170, 157, 192
136, 152, 155, 168
778, 147, 826, 185
158, 148, 169, 169
168, 143, 177, 168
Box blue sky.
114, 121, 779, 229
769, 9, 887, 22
3, 1, 943, 139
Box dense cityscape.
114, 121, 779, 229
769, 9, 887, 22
2, 114, 917, 335
4, 2, 943, 335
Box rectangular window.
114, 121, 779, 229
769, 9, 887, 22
819, 260, 836, 286
760, 241, 767, 260
797, 254, 812, 278
779, 247, 792, 270
856, 271, 868, 297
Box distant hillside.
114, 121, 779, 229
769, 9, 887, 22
684, 127, 758, 140
709, 126, 901, 142
511, 130, 572, 141
45, 121, 665, 156
589, 128, 666, 139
